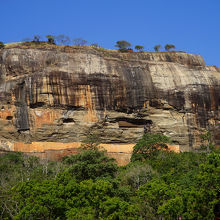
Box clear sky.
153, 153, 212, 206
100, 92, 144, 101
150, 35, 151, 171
1, 0, 220, 66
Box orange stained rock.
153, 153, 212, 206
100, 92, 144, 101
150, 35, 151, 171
167, 144, 180, 153
13, 142, 134, 153
67, 85, 98, 122
13, 142, 81, 152
13, 142, 180, 153
107, 152, 131, 166
13, 141, 180, 166
11, 94, 16, 104
0, 105, 16, 120
82, 85, 98, 122
100, 144, 134, 153
13, 142, 134, 166
32, 109, 61, 129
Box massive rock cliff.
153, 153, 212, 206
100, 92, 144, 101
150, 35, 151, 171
0, 44, 219, 164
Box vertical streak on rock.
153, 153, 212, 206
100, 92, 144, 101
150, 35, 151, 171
121, 65, 145, 110
84, 85, 97, 122
15, 81, 29, 131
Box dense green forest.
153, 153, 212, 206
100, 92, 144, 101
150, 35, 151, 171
0, 134, 219, 219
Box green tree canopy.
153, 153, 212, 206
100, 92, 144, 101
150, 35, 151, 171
0, 132, 219, 219
135, 45, 144, 52
154, 44, 162, 52
165, 44, 176, 51
46, 35, 56, 44
200, 130, 215, 152
115, 40, 131, 51
131, 133, 171, 161
62, 150, 118, 181
13, 177, 137, 219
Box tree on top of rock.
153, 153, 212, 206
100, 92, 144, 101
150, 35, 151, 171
73, 38, 87, 46
165, 44, 176, 51
33, 35, 41, 43
56, 34, 70, 45
135, 45, 144, 52
154, 44, 162, 52
46, 35, 56, 44
115, 40, 131, 52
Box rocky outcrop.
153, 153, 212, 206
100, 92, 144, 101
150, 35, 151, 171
0, 45, 219, 164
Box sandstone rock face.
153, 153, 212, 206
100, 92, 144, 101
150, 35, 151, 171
0, 45, 219, 164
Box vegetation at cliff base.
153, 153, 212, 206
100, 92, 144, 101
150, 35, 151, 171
0, 133, 219, 219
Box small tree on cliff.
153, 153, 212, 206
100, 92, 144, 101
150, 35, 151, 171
154, 44, 161, 52
33, 35, 41, 43
46, 35, 56, 44
115, 40, 131, 52
56, 34, 70, 45
73, 38, 87, 46
165, 44, 176, 51
91, 43, 99, 47
135, 45, 144, 52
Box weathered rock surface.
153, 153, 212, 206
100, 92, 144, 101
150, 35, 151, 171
0, 45, 219, 164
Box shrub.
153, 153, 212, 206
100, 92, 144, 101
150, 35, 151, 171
73, 38, 87, 46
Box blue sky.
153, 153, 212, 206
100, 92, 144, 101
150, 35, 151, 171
1, 0, 220, 66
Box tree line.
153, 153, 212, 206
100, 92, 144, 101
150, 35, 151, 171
115, 40, 176, 52
0, 132, 219, 219
0, 35, 176, 53
22, 35, 89, 46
